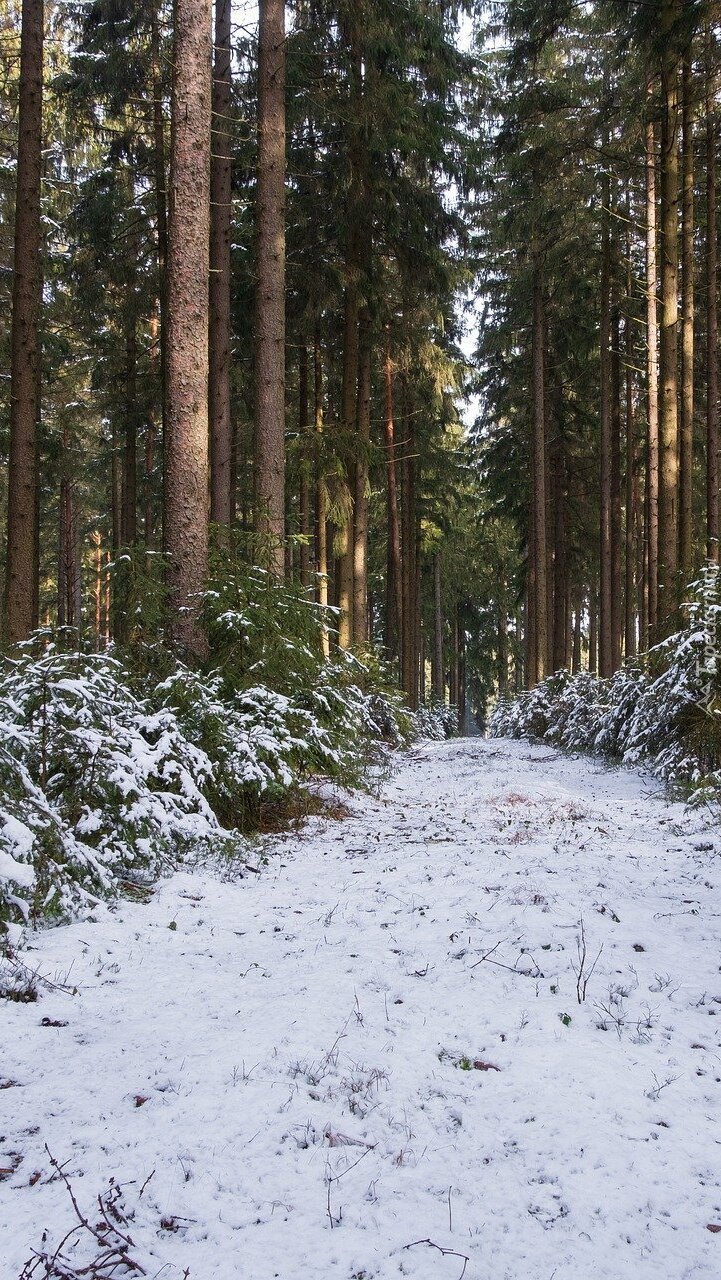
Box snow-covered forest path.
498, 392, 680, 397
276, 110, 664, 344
3, 739, 721, 1280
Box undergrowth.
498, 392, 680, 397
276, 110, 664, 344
0, 553, 456, 936
491, 565, 721, 806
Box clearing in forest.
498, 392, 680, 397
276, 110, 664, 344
2, 738, 721, 1280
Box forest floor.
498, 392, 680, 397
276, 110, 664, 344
3, 739, 721, 1280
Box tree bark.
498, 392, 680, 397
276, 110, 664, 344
150, 0, 168, 519
611, 302, 622, 670
313, 327, 330, 657
646, 114, 660, 638
384, 341, 403, 662
624, 283, 637, 660
298, 344, 311, 588
433, 551, 444, 700
165, 0, 212, 657
352, 312, 371, 643
599, 163, 613, 677
679, 50, 695, 582
497, 569, 509, 695
5, 0, 43, 643
254, 0, 286, 574
401, 380, 418, 708
706, 40, 719, 561
657, 0, 681, 632
209, 0, 233, 529
531, 259, 548, 683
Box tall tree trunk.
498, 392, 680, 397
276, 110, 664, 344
209, 0, 233, 529
313, 327, 330, 657
449, 606, 459, 709
254, 0, 286, 574
599, 163, 613, 677
298, 344, 311, 588
589, 575, 598, 674
679, 50, 695, 582
611, 302, 622, 669
624, 287, 637, 660
352, 313, 371, 643
657, 0, 681, 632
706, 39, 719, 561
457, 605, 466, 733
646, 114, 660, 639
150, 0, 168, 518
384, 340, 402, 661
497, 569, 509, 695
531, 259, 548, 683
165, 0, 211, 656
433, 551, 444, 700
5, 0, 43, 643
145, 306, 160, 545
122, 303, 138, 547
401, 381, 418, 708
572, 591, 582, 674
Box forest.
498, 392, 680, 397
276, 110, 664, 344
3, 2, 721, 1279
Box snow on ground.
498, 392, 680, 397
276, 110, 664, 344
2, 737, 721, 1280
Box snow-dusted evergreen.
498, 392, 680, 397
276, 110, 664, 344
491, 566, 721, 802
0, 569, 453, 935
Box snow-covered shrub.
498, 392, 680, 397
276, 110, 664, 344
414, 702, 458, 740
490, 566, 721, 805
0, 648, 225, 931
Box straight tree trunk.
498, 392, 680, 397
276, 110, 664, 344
352, 313, 371, 643
145, 306, 160, 545
150, 0, 168, 497
209, 0, 233, 529
254, 0, 286, 574
165, 0, 212, 656
646, 115, 660, 637
624, 293, 637, 659
706, 42, 719, 561
401, 381, 418, 708
679, 50, 695, 581
599, 165, 613, 677
589, 576, 598, 673
313, 328, 330, 657
657, 0, 682, 632
531, 259, 548, 683
457, 605, 466, 733
384, 341, 402, 661
5, 0, 43, 643
298, 344, 311, 588
572, 593, 582, 674
551, 440, 567, 672
122, 304, 138, 547
610, 303, 622, 669
497, 569, 509, 695
433, 551, 444, 700
449, 607, 459, 709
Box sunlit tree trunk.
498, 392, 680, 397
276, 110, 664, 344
706, 39, 719, 562
254, 0, 286, 574
645, 113, 659, 639
165, 0, 212, 656
679, 50, 695, 582
209, 0, 233, 529
5, 0, 43, 643
352, 313, 371, 642
657, 0, 681, 632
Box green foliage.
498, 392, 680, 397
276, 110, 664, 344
492, 567, 721, 806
